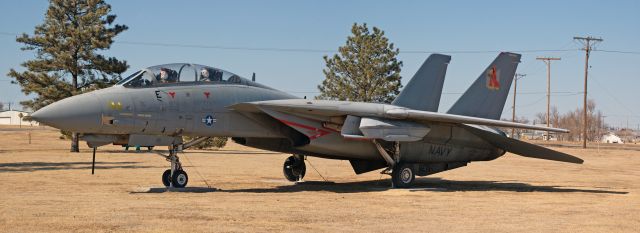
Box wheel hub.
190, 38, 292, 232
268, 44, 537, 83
400, 168, 412, 183
176, 174, 187, 185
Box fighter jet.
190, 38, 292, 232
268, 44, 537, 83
30, 52, 583, 188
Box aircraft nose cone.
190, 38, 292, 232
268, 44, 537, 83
31, 93, 102, 132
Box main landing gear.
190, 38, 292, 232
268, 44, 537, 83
373, 139, 416, 188
283, 154, 306, 182
161, 145, 189, 188
390, 163, 415, 188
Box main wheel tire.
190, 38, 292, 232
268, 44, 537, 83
162, 169, 171, 187
171, 170, 189, 188
283, 156, 306, 182
391, 163, 415, 188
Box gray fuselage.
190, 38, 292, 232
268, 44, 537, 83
39, 81, 503, 165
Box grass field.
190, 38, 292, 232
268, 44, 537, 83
1, 126, 639, 232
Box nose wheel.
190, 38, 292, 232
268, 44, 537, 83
283, 155, 306, 182
162, 169, 189, 188
162, 146, 189, 188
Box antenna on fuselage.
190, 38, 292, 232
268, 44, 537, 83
252, 73, 256, 82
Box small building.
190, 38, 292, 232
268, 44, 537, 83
601, 133, 623, 144
0, 110, 38, 126
615, 129, 639, 144
526, 124, 557, 140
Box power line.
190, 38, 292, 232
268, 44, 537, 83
0, 31, 594, 55
517, 41, 576, 77
118, 41, 336, 53
594, 49, 640, 55
400, 49, 576, 54
518, 95, 547, 108
589, 74, 636, 117
3, 31, 640, 55
117, 40, 577, 54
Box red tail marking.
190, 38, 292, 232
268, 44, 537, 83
488, 66, 500, 90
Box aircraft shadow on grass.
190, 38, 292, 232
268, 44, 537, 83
130, 178, 628, 195
0, 161, 158, 172
131, 187, 219, 194
221, 178, 628, 195
95, 150, 279, 155
184, 150, 281, 155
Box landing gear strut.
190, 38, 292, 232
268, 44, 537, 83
162, 145, 189, 188
283, 155, 306, 182
373, 139, 416, 188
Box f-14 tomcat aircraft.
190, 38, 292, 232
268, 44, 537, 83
31, 52, 583, 188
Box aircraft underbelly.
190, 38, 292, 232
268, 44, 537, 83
400, 124, 503, 163
400, 142, 499, 163
296, 134, 380, 160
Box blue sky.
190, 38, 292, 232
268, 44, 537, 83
1, 0, 639, 128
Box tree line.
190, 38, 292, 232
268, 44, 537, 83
507, 99, 606, 141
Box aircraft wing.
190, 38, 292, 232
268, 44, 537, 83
229, 99, 568, 133
384, 109, 569, 133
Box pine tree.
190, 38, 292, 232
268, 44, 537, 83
8, 0, 128, 152
317, 23, 402, 103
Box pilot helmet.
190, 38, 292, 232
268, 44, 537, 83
159, 68, 170, 81
200, 68, 210, 79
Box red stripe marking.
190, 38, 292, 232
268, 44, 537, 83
276, 118, 331, 140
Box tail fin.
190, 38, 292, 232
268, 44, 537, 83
447, 52, 521, 120
392, 54, 451, 112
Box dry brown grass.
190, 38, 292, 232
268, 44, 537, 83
0, 125, 639, 232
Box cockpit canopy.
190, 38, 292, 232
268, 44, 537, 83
117, 63, 269, 89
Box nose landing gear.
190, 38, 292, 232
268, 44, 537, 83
161, 145, 189, 188
283, 154, 306, 182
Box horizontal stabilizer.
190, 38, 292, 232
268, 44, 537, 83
464, 125, 583, 164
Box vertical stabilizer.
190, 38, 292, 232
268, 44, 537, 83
392, 54, 451, 112
447, 52, 521, 119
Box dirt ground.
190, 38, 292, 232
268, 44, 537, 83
1, 125, 639, 232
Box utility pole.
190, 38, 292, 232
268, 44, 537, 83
511, 73, 526, 138
536, 57, 560, 140
574, 36, 603, 148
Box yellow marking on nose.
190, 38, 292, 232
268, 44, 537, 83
108, 101, 123, 110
